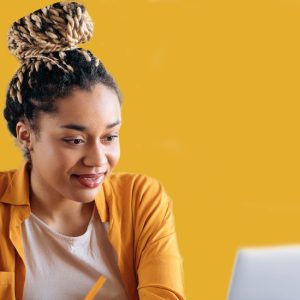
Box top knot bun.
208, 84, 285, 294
8, 1, 94, 61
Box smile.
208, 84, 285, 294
72, 173, 106, 189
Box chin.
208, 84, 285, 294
68, 188, 100, 203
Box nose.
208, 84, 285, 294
83, 142, 108, 167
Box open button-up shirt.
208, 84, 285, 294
0, 161, 185, 300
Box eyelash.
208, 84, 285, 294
63, 135, 119, 145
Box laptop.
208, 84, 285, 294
227, 245, 300, 300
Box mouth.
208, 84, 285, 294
71, 172, 107, 189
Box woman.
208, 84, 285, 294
0, 2, 185, 300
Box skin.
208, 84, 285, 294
16, 83, 122, 236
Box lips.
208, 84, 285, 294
72, 172, 106, 188
76, 173, 106, 178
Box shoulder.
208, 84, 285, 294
104, 172, 171, 216
0, 168, 17, 179
105, 172, 167, 200
0, 168, 18, 202
106, 172, 161, 188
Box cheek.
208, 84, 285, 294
107, 144, 120, 166
34, 139, 79, 167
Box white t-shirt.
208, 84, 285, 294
21, 205, 129, 300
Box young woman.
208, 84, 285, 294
0, 2, 185, 300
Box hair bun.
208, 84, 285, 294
8, 1, 94, 61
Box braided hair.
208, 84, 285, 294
4, 1, 122, 142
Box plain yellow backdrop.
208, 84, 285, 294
2, 0, 300, 299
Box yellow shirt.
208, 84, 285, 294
0, 161, 185, 300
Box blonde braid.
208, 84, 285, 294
7, 2, 96, 103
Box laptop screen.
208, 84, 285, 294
228, 246, 300, 300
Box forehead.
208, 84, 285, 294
40, 83, 121, 129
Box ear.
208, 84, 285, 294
16, 120, 34, 152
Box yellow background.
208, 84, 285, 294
1, 0, 300, 298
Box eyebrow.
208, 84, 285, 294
60, 120, 121, 131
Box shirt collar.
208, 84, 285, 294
0, 160, 110, 222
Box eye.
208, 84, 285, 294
101, 135, 119, 144
63, 138, 85, 145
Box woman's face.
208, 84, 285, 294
25, 83, 121, 204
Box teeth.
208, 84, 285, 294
73, 174, 105, 188
80, 175, 104, 183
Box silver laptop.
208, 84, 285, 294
227, 245, 300, 300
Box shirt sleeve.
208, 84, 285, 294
133, 175, 185, 300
